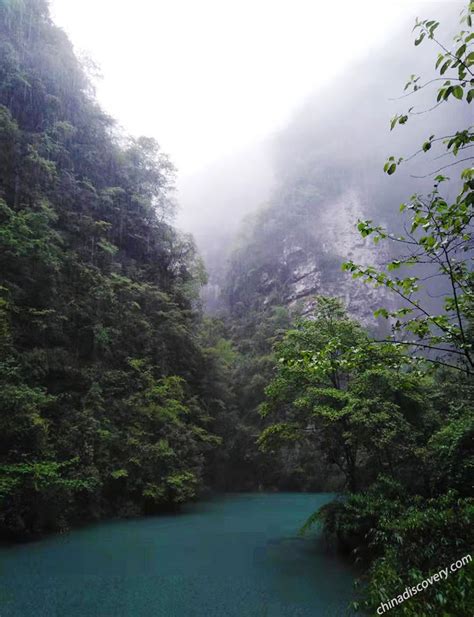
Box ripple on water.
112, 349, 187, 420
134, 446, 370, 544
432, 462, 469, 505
0, 493, 355, 616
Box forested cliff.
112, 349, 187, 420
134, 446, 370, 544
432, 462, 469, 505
0, 0, 226, 537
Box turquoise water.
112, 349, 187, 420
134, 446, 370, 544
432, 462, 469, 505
0, 493, 355, 616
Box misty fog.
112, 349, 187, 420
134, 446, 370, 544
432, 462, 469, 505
49, 2, 467, 278
1, 1, 473, 614
170, 2, 468, 318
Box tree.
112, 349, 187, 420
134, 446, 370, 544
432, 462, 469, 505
259, 297, 429, 492
343, 2, 474, 374
304, 6, 474, 615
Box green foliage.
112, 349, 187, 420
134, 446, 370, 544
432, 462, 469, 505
260, 297, 473, 614
203, 306, 306, 492
300, 6, 474, 615
259, 298, 431, 492
318, 483, 474, 616
427, 406, 474, 496
347, 3, 474, 375
0, 459, 97, 534
0, 0, 225, 537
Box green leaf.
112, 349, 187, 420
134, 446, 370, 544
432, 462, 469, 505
440, 59, 451, 75
414, 33, 425, 46
387, 260, 401, 271
443, 86, 454, 100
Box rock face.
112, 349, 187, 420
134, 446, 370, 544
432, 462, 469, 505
285, 188, 396, 325
198, 5, 470, 325
223, 186, 395, 329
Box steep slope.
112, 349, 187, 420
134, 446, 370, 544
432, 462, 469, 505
0, 0, 221, 538
224, 10, 470, 323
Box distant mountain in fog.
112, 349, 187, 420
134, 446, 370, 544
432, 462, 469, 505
179, 2, 468, 319
176, 142, 275, 310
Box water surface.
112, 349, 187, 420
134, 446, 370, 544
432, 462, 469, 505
0, 493, 354, 616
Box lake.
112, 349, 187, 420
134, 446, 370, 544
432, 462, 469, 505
0, 493, 355, 616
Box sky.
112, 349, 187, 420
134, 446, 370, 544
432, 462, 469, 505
48, 0, 448, 183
